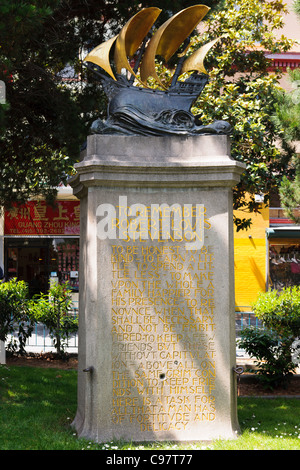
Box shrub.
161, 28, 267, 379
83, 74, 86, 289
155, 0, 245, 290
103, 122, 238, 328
253, 287, 300, 338
239, 286, 300, 389
30, 281, 78, 357
238, 327, 296, 389
0, 279, 34, 354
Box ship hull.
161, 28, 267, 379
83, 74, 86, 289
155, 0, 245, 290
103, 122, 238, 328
103, 73, 208, 117
108, 85, 199, 116
92, 74, 231, 136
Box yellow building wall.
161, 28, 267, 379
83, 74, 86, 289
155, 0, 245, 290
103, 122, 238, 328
234, 204, 269, 312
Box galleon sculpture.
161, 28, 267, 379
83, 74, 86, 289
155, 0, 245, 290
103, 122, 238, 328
84, 5, 231, 136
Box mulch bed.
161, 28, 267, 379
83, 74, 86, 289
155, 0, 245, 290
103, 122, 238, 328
238, 374, 300, 397
5, 352, 79, 370
3, 353, 300, 396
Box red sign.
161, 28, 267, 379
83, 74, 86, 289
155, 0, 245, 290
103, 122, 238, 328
4, 201, 80, 236
269, 218, 294, 225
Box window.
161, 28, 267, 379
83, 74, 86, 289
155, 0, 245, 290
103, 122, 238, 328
5, 238, 79, 296
269, 243, 300, 290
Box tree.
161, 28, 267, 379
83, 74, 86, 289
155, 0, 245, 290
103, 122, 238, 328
272, 0, 300, 223
0, 0, 221, 209
279, 152, 300, 224
188, 0, 294, 229
0, 0, 103, 208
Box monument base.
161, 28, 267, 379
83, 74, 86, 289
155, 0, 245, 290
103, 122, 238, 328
70, 134, 245, 443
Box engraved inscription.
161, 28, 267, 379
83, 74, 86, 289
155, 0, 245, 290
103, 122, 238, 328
110, 239, 217, 433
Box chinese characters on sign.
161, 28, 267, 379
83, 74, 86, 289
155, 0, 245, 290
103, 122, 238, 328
4, 201, 80, 236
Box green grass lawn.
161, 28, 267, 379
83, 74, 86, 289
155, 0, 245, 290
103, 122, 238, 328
1, 364, 300, 451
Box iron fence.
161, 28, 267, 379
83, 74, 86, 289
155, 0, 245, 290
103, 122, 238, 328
5, 305, 264, 354
235, 309, 263, 339
5, 301, 79, 354
235, 308, 264, 359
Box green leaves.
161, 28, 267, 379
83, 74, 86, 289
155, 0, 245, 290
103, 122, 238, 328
273, 68, 300, 143
31, 282, 78, 356
239, 327, 296, 389
0, 0, 97, 206
0, 278, 78, 356
253, 286, 300, 338
191, 0, 294, 225
240, 284, 300, 388
273, 69, 300, 221
0, 279, 34, 354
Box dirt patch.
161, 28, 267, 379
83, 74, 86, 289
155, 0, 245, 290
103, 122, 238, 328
5, 352, 78, 370
238, 375, 300, 396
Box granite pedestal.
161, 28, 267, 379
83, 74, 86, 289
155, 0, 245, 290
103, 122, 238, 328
70, 134, 245, 442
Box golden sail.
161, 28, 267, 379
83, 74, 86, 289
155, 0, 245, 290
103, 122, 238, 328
83, 6, 230, 137
140, 5, 210, 88
84, 5, 220, 88
84, 35, 117, 81
181, 37, 221, 75
114, 7, 161, 85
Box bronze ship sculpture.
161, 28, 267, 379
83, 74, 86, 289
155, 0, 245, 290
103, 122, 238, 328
84, 5, 231, 136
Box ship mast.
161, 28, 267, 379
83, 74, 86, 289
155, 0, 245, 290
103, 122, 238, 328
169, 36, 190, 89
129, 29, 153, 85
114, 7, 161, 86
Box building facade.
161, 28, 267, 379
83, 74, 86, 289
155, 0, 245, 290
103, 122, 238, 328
0, 186, 80, 307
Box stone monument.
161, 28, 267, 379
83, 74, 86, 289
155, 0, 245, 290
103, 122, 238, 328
70, 6, 245, 442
